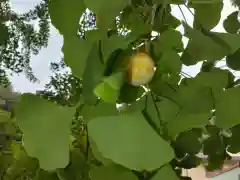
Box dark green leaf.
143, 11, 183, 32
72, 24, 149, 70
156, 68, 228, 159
84, 0, 129, 29
223, 11, 240, 34
15, 94, 75, 170
226, 48, 240, 70
90, 164, 138, 180
88, 112, 175, 171
175, 130, 202, 155
57, 148, 86, 180
228, 125, 240, 153
82, 41, 104, 105
48, 0, 85, 35
118, 83, 145, 103
157, 50, 182, 74
33, 170, 59, 180
150, 165, 179, 180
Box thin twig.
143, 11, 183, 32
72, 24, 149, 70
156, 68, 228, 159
178, 5, 188, 24
184, 4, 195, 17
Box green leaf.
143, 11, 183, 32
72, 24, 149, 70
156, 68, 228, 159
88, 112, 174, 171
167, 112, 209, 138
48, 0, 85, 35
215, 87, 240, 129
0, 23, 9, 45
191, 1, 223, 30
182, 25, 240, 65
84, 0, 129, 29
82, 41, 104, 105
118, 83, 145, 103
15, 94, 75, 170
226, 48, 240, 70
228, 125, 240, 153
80, 101, 118, 124
223, 11, 240, 34
174, 130, 202, 155
94, 82, 119, 103
94, 72, 125, 103
33, 170, 59, 180
175, 84, 213, 114
62, 35, 92, 78
158, 99, 180, 123
102, 36, 130, 63
151, 165, 179, 180
90, 137, 113, 165
153, 7, 181, 33
57, 148, 86, 180
194, 68, 229, 90
90, 164, 138, 180
153, 29, 184, 55
157, 50, 182, 74
181, 27, 226, 65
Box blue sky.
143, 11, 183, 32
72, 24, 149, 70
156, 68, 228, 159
9, 0, 236, 93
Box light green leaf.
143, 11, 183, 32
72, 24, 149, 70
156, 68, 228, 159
167, 112, 209, 138
94, 82, 119, 103
154, 29, 184, 55
94, 72, 125, 103
62, 35, 92, 78
48, 0, 85, 35
191, 1, 223, 30
157, 50, 182, 74
15, 94, 75, 170
104, 72, 125, 90
151, 164, 179, 180
223, 11, 240, 34
88, 112, 174, 171
215, 87, 240, 129
82, 41, 104, 105
90, 164, 138, 180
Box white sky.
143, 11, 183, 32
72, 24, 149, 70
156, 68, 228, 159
9, 0, 236, 93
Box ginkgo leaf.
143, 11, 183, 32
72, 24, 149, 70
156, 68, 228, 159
88, 112, 174, 171
15, 94, 75, 170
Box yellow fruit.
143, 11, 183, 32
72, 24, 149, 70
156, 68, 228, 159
127, 52, 155, 86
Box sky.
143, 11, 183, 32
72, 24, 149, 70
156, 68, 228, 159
9, 0, 237, 93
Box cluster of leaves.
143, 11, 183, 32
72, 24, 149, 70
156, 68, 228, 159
4, 0, 240, 180
0, 0, 50, 84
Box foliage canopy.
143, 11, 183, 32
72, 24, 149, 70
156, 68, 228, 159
2, 0, 240, 180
